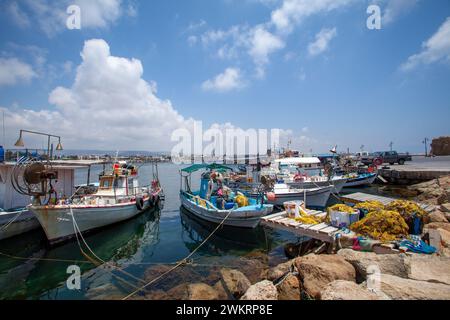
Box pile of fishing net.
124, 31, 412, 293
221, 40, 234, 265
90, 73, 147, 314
350, 210, 409, 242
327, 204, 355, 214
295, 209, 322, 225
354, 200, 385, 213
385, 200, 427, 219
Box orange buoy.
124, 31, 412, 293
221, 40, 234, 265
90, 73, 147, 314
267, 192, 276, 202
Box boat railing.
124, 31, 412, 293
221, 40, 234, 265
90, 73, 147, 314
181, 190, 219, 211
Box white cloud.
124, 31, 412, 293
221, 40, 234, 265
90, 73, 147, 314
13, 0, 130, 37
380, 0, 419, 25
308, 27, 337, 56
7, 2, 31, 28
401, 17, 450, 72
3, 39, 195, 150
249, 26, 285, 78
202, 68, 245, 92
0, 58, 36, 86
271, 0, 354, 33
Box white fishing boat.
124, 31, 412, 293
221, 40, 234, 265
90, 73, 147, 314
27, 161, 163, 244
1, 159, 103, 241
265, 183, 333, 208
180, 164, 273, 229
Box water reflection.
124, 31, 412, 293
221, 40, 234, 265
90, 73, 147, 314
179, 207, 274, 256
0, 207, 161, 299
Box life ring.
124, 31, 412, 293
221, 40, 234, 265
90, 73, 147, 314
136, 197, 145, 211
373, 157, 383, 166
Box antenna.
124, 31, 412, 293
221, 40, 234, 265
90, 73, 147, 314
2, 110, 5, 146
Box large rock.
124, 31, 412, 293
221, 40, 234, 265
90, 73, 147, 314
187, 283, 219, 300
267, 260, 294, 281
337, 249, 409, 280
441, 203, 450, 213
241, 280, 278, 300
424, 222, 450, 232
295, 254, 356, 299
277, 274, 301, 300
429, 210, 448, 223
408, 255, 450, 285
379, 274, 450, 300
321, 280, 389, 300
219, 268, 251, 299
438, 228, 450, 248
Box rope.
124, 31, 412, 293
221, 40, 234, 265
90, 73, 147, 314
0, 208, 27, 231
69, 206, 148, 288
121, 208, 234, 300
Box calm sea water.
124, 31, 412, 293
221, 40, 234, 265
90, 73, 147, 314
0, 163, 381, 300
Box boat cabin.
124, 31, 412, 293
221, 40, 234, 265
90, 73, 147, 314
0, 160, 104, 210
95, 162, 139, 197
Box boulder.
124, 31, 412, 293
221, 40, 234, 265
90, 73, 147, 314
337, 249, 409, 280
441, 203, 450, 213
187, 283, 219, 300
429, 210, 448, 223
241, 280, 278, 300
295, 254, 356, 299
213, 281, 230, 300
267, 260, 295, 281
379, 274, 450, 300
424, 222, 450, 232
438, 228, 450, 248
277, 274, 301, 300
321, 280, 389, 300
408, 255, 450, 285
219, 268, 251, 299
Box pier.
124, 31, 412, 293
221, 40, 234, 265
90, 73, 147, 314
378, 156, 450, 184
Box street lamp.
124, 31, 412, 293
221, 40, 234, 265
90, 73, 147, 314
14, 129, 63, 159
389, 142, 394, 151
422, 138, 429, 157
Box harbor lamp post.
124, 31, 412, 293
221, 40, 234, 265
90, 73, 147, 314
389, 142, 394, 151
422, 138, 429, 157
14, 130, 63, 159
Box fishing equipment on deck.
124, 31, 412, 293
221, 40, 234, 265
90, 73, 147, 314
235, 193, 249, 208
327, 204, 360, 228
386, 200, 427, 235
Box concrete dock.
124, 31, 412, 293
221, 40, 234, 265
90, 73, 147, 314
378, 156, 450, 184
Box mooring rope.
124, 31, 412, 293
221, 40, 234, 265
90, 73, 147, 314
121, 208, 234, 300
0, 208, 28, 231
69, 206, 148, 288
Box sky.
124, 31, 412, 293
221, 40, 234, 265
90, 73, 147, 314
0, 0, 449, 154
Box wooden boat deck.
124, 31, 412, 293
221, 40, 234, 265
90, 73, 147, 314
340, 192, 436, 213
260, 209, 356, 244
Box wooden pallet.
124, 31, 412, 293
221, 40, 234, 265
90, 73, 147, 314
261, 209, 354, 243
340, 192, 436, 213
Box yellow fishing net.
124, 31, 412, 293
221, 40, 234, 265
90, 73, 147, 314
327, 204, 355, 214
294, 207, 322, 225
350, 210, 409, 242
235, 194, 249, 208
354, 200, 385, 212
386, 200, 427, 218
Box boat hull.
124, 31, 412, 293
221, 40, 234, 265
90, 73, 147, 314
29, 198, 153, 244
344, 173, 377, 187
180, 194, 273, 229
0, 209, 40, 241
288, 178, 347, 194
268, 186, 333, 208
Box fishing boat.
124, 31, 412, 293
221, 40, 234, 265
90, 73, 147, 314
342, 172, 377, 187
180, 163, 273, 229
259, 183, 333, 208
27, 161, 163, 244
1, 159, 104, 241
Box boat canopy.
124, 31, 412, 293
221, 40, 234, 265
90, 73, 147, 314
181, 163, 233, 174
275, 157, 321, 165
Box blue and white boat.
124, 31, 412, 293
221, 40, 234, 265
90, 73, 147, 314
180, 164, 273, 229
343, 172, 377, 187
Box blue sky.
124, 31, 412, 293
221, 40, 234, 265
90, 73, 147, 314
0, 0, 449, 153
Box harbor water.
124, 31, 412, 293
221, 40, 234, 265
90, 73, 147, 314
0, 163, 383, 300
